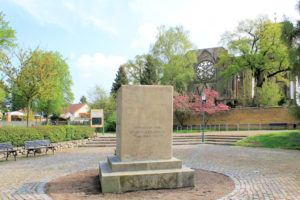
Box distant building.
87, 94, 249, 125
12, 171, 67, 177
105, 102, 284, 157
189, 47, 300, 106
61, 104, 90, 121
189, 47, 235, 103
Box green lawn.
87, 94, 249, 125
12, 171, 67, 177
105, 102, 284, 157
235, 131, 300, 150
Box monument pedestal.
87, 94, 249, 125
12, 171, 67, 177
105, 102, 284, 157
99, 85, 194, 193
99, 156, 194, 193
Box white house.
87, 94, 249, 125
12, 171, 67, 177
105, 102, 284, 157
61, 104, 90, 121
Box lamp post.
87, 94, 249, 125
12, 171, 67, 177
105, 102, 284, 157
201, 92, 206, 143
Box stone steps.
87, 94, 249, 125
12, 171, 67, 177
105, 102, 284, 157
79, 134, 247, 147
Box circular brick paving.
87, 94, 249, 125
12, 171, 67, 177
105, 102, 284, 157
0, 145, 299, 200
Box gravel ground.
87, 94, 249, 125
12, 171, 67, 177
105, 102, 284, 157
0, 143, 299, 200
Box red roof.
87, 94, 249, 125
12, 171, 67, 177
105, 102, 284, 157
63, 104, 87, 114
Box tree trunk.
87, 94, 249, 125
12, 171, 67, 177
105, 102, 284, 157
27, 99, 30, 127
255, 70, 265, 88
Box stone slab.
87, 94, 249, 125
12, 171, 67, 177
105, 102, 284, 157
107, 155, 182, 172
116, 85, 173, 162
99, 162, 195, 193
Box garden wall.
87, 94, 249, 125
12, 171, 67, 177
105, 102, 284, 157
175, 106, 298, 125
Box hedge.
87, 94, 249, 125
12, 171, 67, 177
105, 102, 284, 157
0, 125, 94, 147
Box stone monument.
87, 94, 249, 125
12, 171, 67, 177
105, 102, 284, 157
99, 85, 194, 193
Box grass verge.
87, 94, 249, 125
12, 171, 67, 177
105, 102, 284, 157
235, 131, 300, 150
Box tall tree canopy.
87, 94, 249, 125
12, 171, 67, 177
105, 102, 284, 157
0, 12, 16, 111
140, 54, 158, 85
218, 16, 292, 89
283, 1, 300, 120
0, 49, 63, 126
80, 95, 87, 104
281, 19, 300, 77
124, 55, 147, 84
110, 65, 129, 96
0, 12, 16, 52
35, 52, 74, 122
151, 25, 197, 92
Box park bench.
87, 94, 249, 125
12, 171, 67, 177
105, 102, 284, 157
0, 142, 17, 161
269, 123, 288, 130
24, 139, 55, 157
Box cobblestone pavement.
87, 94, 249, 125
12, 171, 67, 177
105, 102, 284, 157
0, 145, 299, 200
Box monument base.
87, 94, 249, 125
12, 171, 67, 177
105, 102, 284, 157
99, 156, 195, 193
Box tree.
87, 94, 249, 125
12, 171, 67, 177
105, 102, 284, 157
110, 65, 129, 96
80, 95, 87, 104
282, 2, 300, 120
238, 70, 253, 106
34, 52, 74, 123
281, 19, 300, 77
173, 89, 230, 126
11, 85, 27, 110
218, 16, 291, 90
0, 12, 16, 112
257, 78, 282, 107
1, 49, 59, 126
173, 91, 193, 126
141, 54, 158, 85
151, 25, 197, 92
124, 55, 147, 84
0, 12, 16, 52
89, 85, 109, 110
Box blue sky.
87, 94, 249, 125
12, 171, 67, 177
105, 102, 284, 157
1, 0, 299, 102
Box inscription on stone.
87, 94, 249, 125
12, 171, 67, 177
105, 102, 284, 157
117, 85, 173, 161
132, 126, 163, 138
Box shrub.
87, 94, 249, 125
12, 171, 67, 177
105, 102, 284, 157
73, 126, 94, 140
0, 125, 94, 147
105, 112, 116, 132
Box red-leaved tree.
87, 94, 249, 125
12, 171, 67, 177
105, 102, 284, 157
173, 89, 230, 126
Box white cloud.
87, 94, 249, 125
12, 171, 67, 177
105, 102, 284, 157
75, 53, 126, 79
128, 0, 300, 49
84, 15, 119, 36
11, 0, 72, 30
131, 23, 158, 48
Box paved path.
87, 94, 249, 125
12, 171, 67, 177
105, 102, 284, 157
0, 145, 299, 200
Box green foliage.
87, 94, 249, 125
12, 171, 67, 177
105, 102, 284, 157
124, 55, 147, 84
238, 70, 253, 106
257, 78, 282, 107
141, 55, 159, 85
88, 85, 109, 110
11, 86, 27, 111
218, 16, 291, 90
236, 131, 300, 150
151, 25, 197, 92
151, 25, 195, 63
0, 125, 94, 147
281, 20, 300, 77
72, 126, 93, 140
1, 49, 62, 126
105, 112, 116, 132
161, 52, 196, 91
282, 16, 300, 122
289, 104, 300, 121
110, 65, 128, 96
35, 52, 74, 119
0, 12, 16, 112
0, 12, 16, 51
